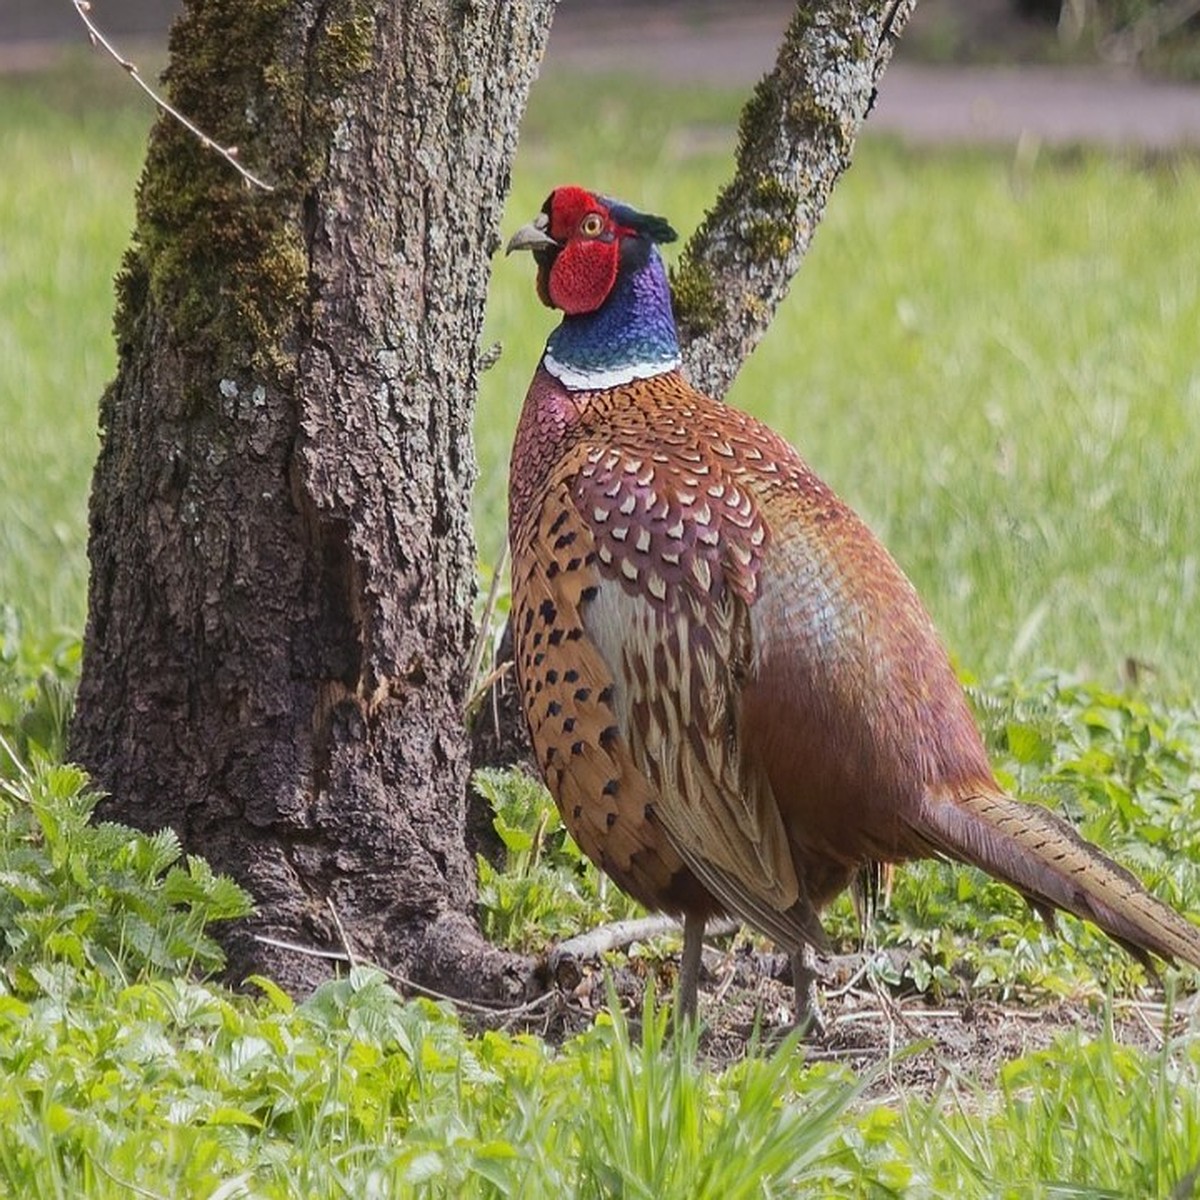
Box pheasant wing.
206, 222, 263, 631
510, 469, 692, 912
566, 432, 828, 951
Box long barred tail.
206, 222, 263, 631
913, 786, 1200, 970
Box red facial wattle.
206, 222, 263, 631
546, 239, 620, 314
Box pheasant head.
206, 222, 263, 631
506, 186, 681, 389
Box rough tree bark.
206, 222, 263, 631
73, 0, 915, 1002
72, 0, 554, 998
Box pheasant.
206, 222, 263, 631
505, 184, 1200, 1024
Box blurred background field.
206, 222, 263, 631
2, 20, 1199, 692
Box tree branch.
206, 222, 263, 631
70, 0, 274, 192
673, 0, 917, 399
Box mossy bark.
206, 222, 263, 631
72, 0, 554, 998
673, 0, 918, 399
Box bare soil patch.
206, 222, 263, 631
472, 935, 1189, 1091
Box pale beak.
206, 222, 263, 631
506, 221, 559, 255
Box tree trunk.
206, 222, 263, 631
72, 0, 553, 998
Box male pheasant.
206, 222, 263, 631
505, 184, 1200, 1024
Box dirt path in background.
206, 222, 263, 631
7, 3, 1200, 148
545, 5, 1200, 148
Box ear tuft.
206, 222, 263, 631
636, 213, 679, 244
604, 199, 678, 245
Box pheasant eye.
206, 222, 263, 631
580, 213, 605, 237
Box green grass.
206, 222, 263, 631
0, 61, 148, 642
4, 62, 1200, 690
0, 736, 1197, 1197
878, 1024, 1200, 1197
2, 53, 1200, 1200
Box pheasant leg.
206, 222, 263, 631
791, 943, 825, 1035
678, 912, 705, 1021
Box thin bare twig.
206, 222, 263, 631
466, 542, 510, 703
326, 897, 359, 970
1130, 1000, 1167, 1049
71, 0, 275, 192
376, 958, 559, 1017
824, 952, 877, 1000
0, 732, 33, 790
89, 1158, 170, 1200
252, 933, 351, 963
465, 660, 514, 723
382, 967, 558, 1018
252, 931, 554, 1018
